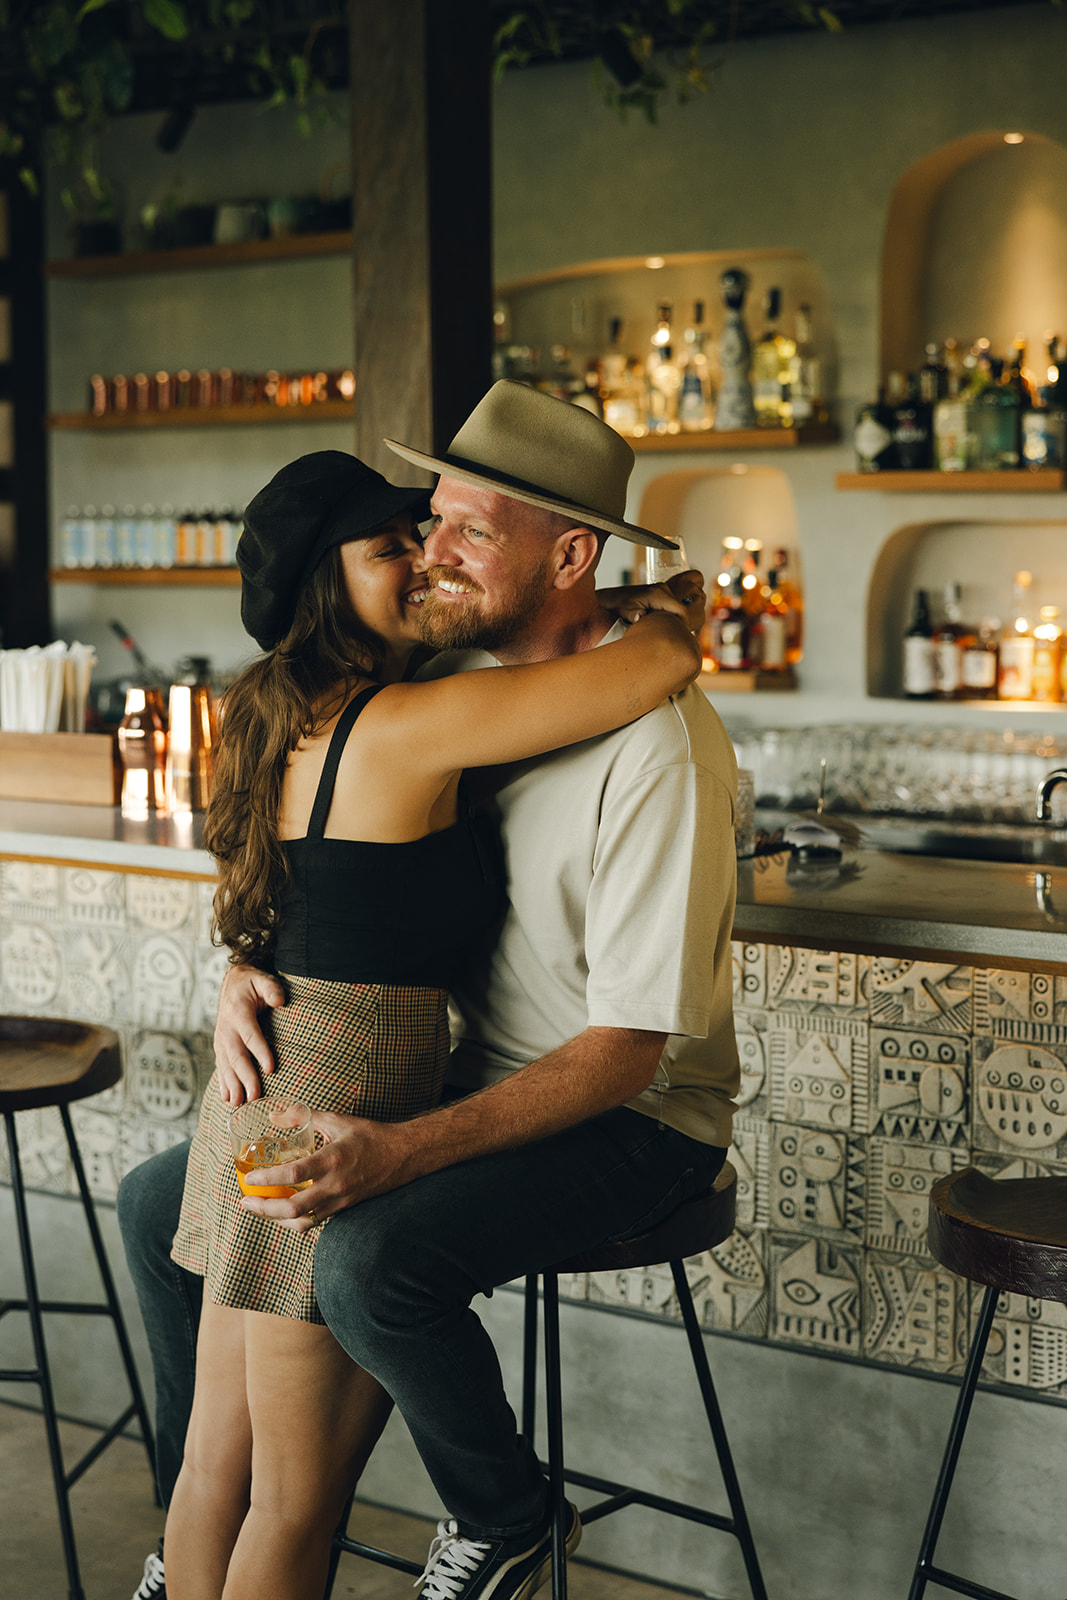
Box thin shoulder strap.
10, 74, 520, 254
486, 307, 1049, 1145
306, 685, 385, 839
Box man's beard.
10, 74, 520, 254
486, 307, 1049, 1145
417, 560, 552, 652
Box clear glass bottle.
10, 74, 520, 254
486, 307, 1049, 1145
646, 301, 682, 434
676, 300, 714, 431
933, 582, 969, 700
998, 571, 1036, 700
781, 303, 822, 426
769, 546, 804, 664
903, 589, 936, 698
752, 286, 786, 427
1031, 606, 1063, 702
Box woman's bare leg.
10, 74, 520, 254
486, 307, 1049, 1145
221, 1309, 394, 1600
164, 1299, 253, 1599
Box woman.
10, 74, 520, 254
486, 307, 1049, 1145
164, 449, 703, 1600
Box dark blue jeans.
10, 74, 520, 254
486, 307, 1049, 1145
116, 1139, 200, 1509
118, 1107, 724, 1536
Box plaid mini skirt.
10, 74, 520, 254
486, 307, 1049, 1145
171, 975, 450, 1323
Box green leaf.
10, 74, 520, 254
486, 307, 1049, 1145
75, 0, 117, 21
142, 0, 189, 43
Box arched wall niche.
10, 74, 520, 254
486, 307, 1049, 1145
866, 519, 1067, 699
638, 465, 802, 652
880, 130, 1067, 384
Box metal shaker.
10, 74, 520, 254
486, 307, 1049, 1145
165, 680, 217, 812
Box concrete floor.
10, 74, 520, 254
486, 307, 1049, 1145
0, 1401, 690, 1600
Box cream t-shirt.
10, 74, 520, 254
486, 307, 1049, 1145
421, 625, 740, 1148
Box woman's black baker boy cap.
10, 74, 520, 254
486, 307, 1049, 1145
237, 450, 431, 650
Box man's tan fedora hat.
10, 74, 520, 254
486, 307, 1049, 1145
385, 380, 677, 550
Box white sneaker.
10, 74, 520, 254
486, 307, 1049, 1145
132, 1548, 166, 1598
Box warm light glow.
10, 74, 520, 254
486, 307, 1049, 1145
729, 464, 749, 475
645, 256, 666, 269
716, 572, 731, 588
1015, 616, 1029, 634
651, 324, 671, 346
742, 573, 758, 590
1004, 132, 1025, 145
724, 536, 745, 550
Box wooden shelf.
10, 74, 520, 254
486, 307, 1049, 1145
51, 566, 241, 587
45, 231, 352, 279
630, 422, 839, 454
836, 469, 1066, 491
48, 401, 355, 431
700, 666, 798, 692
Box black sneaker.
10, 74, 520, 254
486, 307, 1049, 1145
416, 1500, 581, 1600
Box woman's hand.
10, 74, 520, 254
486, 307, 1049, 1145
599, 569, 707, 634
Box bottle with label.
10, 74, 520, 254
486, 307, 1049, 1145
1032, 606, 1063, 702
889, 371, 934, 469
646, 302, 681, 434
676, 300, 714, 431
781, 303, 821, 426
933, 582, 969, 700
768, 546, 804, 663
855, 389, 896, 472
714, 268, 756, 431
752, 287, 786, 427
998, 571, 1036, 700
599, 319, 645, 436
706, 540, 748, 670
960, 616, 999, 700
903, 589, 936, 698
918, 343, 945, 403
972, 343, 1023, 470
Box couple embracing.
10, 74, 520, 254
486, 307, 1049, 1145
119, 380, 740, 1600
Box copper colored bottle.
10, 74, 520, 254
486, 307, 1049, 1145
118, 687, 168, 817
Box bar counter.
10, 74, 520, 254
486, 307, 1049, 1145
3, 802, 1067, 1411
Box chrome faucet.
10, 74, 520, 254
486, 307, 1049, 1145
1036, 768, 1067, 821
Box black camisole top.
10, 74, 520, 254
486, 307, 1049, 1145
272, 685, 505, 989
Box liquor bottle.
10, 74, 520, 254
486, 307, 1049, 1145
600, 319, 645, 437
752, 287, 786, 427
1031, 606, 1063, 702
960, 616, 1000, 700
646, 302, 682, 434
933, 582, 969, 700
713, 269, 756, 431
706, 539, 747, 670
998, 571, 1036, 700
973, 341, 1022, 470
781, 303, 822, 426
889, 371, 933, 469
934, 376, 975, 472
676, 300, 714, 431
854, 389, 896, 472
768, 546, 804, 664
757, 557, 790, 671
902, 589, 936, 698
115, 505, 138, 567
1022, 336, 1067, 468
918, 343, 944, 404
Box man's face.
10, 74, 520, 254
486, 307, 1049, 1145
415, 478, 556, 652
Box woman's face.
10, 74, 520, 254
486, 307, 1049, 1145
339, 514, 429, 651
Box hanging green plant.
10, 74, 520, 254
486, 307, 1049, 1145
0, 0, 345, 199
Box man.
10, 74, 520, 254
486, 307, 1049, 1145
118, 381, 739, 1600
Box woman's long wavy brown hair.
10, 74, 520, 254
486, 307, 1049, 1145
204, 546, 384, 967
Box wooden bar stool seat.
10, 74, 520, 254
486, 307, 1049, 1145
0, 1015, 156, 1600
526, 1161, 767, 1600
908, 1167, 1067, 1600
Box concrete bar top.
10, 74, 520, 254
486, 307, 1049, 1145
735, 847, 1067, 970
0, 799, 213, 877
3, 800, 1067, 969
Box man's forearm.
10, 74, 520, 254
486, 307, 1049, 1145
386, 1026, 666, 1190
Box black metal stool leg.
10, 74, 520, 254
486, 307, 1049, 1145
671, 1261, 768, 1600
60, 1105, 157, 1488
542, 1272, 569, 1600
522, 1272, 539, 1446
907, 1284, 1000, 1600
3, 1112, 87, 1600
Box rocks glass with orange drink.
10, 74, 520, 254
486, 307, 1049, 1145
229, 1096, 315, 1198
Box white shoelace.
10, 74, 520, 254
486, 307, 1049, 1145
414, 1518, 492, 1600
133, 1551, 166, 1598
